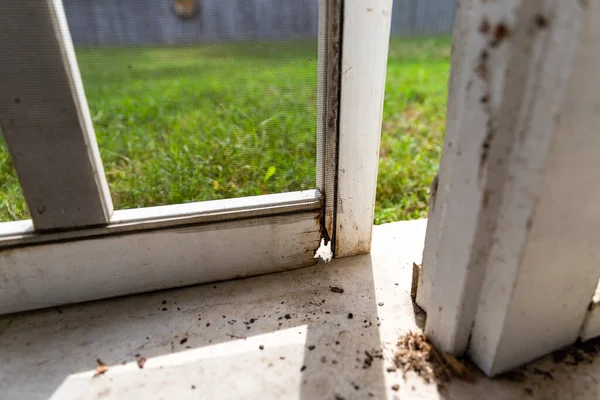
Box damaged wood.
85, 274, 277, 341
423, 0, 591, 377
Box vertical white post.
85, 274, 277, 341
470, 0, 600, 375
335, 0, 393, 257
421, 0, 518, 353
0, 0, 113, 230
421, 0, 595, 376
417, 0, 475, 313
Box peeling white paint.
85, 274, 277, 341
314, 238, 333, 263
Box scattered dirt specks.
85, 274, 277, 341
93, 359, 109, 378
136, 356, 147, 369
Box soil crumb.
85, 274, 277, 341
93, 359, 109, 378
136, 356, 147, 369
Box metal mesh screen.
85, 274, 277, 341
64, 0, 320, 210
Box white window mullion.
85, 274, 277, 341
0, 0, 113, 230
335, 0, 393, 257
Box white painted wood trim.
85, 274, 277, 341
0, 2, 333, 314
0, 0, 113, 230
417, 0, 471, 314
422, 0, 592, 377
470, 0, 597, 375
0, 210, 321, 315
335, 0, 393, 258
0, 190, 321, 248
422, 0, 510, 353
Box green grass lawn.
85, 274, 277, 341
0, 37, 450, 224
376, 37, 450, 223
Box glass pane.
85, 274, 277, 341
376, 1, 455, 224
65, 0, 318, 210
0, 132, 30, 221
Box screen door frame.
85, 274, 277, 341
0, 0, 392, 314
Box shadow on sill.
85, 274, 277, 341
0, 254, 392, 399
4, 218, 599, 400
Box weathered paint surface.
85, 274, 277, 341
422, 0, 594, 376
473, 0, 600, 375
0, 212, 321, 314
335, 0, 393, 258
0, 0, 113, 230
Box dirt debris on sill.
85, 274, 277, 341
137, 356, 147, 369
363, 349, 384, 369
496, 336, 600, 385
391, 332, 600, 390
93, 359, 109, 378
551, 338, 600, 366
393, 331, 474, 384
330, 286, 344, 294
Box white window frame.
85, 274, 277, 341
0, 0, 393, 314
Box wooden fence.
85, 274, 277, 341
63, 0, 456, 45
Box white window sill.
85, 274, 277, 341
0, 220, 595, 399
